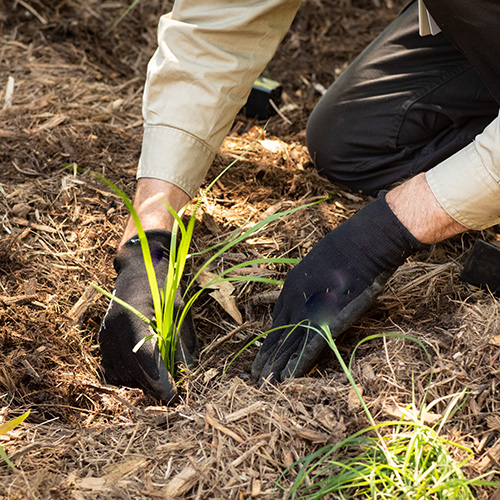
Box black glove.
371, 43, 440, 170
99, 230, 197, 403
252, 192, 426, 383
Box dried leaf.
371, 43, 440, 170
197, 270, 234, 294
226, 402, 266, 423
486, 414, 500, 431
251, 478, 261, 497
347, 385, 363, 413
478, 441, 500, 473
203, 367, 219, 384
489, 335, 500, 347
103, 457, 149, 481
282, 449, 294, 468
197, 270, 243, 324
31, 114, 67, 133
76, 477, 108, 491
209, 289, 243, 325
362, 362, 376, 382
383, 403, 441, 425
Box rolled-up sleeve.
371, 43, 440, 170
426, 111, 500, 230
137, 0, 300, 197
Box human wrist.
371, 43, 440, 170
386, 173, 467, 245
120, 178, 190, 247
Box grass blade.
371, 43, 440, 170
0, 410, 30, 469
90, 172, 163, 334
105, 0, 142, 35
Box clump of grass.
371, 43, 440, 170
81, 139, 323, 380
0, 410, 29, 469
279, 325, 500, 499
285, 417, 494, 499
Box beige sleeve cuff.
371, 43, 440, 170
426, 113, 500, 230
137, 125, 215, 198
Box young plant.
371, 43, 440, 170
280, 325, 500, 499
87, 142, 324, 380
0, 410, 29, 469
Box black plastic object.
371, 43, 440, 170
460, 239, 500, 295
242, 76, 282, 119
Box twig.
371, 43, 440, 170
200, 321, 257, 356
3, 76, 14, 109
230, 440, 267, 468
205, 410, 245, 444
0, 294, 37, 306
78, 382, 146, 416
67, 285, 99, 324
225, 402, 266, 423
15, 0, 47, 24
269, 99, 292, 125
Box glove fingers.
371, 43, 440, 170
278, 280, 389, 380
127, 314, 180, 403
101, 231, 198, 404
277, 283, 387, 380
134, 338, 178, 403
256, 328, 302, 384
100, 301, 179, 403
103, 334, 178, 403
252, 316, 308, 382
251, 325, 286, 379
280, 329, 328, 380
261, 324, 325, 382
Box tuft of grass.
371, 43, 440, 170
77, 137, 325, 381
0, 410, 30, 469
285, 417, 498, 499
277, 324, 500, 499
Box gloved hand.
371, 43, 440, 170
252, 192, 426, 383
99, 230, 197, 403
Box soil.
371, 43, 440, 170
1, 0, 499, 499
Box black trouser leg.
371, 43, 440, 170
306, 0, 498, 195
425, 0, 500, 104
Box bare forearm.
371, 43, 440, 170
386, 173, 467, 245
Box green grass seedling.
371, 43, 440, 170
279, 324, 500, 499
85, 139, 325, 381
0, 410, 29, 469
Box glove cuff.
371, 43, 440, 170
114, 230, 173, 273
123, 229, 172, 248
376, 190, 427, 252
342, 191, 428, 277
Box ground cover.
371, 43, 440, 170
1, 1, 499, 498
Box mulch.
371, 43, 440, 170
1, 0, 499, 498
